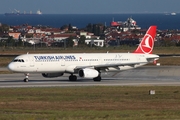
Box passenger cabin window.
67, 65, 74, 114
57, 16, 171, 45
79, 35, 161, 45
13, 59, 25, 62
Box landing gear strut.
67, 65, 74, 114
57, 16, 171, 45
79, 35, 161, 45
93, 71, 101, 81
24, 73, 29, 82
69, 74, 77, 81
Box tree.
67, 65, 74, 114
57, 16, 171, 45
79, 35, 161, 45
0, 39, 6, 47
0, 24, 9, 33
61, 24, 68, 30
93, 24, 98, 36
92, 23, 105, 36
78, 35, 86, 47
6, 36, 15, 47
68, 24, 73, 31
66, 36, 75, 47
162, 39, 176, 47
17, 39, 23, 47
86, 23, 93, 33
86, 23, 106, 36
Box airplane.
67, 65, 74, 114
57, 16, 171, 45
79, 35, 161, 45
7, 26, 159, 82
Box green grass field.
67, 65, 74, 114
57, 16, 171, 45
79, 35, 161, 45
0, 86, 180, 120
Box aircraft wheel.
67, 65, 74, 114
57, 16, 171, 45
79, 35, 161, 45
24, 78, 29, 82
93, 76, 101, 82
24, 73, 29, 82
69, 75, 77, 81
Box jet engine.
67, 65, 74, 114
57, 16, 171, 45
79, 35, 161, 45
78, 68, 99, 78
42, 73, 64, 78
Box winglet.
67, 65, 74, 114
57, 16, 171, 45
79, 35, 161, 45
133, 26, 157, 54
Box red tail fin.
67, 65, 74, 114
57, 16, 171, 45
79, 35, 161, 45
133, 26, 157, 54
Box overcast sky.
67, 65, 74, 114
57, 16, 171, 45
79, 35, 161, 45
0, 0, 179, 14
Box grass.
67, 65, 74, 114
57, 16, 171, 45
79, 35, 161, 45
0, 71, 13, 74
0, 86, 180, 119
157, 57, 180, 66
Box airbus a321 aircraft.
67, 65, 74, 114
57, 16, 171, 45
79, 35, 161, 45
8, 26, 159, 82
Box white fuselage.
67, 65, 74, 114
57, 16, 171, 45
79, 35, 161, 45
8, 53, 159, 74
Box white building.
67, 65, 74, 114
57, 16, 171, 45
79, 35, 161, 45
85, 39, 104, 47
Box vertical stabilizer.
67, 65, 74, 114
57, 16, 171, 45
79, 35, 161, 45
133, 26, 157, 54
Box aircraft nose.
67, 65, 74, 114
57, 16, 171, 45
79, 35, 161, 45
7, 63, 14, 71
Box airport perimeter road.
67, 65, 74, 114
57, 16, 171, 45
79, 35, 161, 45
0, 66, 180, 88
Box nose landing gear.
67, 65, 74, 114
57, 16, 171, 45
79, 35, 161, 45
24, 73, 29, 82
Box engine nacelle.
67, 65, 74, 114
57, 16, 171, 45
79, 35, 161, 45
42, 73, 64, 78
78, 68, 99, 78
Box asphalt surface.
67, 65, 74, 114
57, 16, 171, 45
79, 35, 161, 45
0, 66, 180, 88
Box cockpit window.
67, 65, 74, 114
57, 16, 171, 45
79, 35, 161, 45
13, 59, 18, 62
13, 59, 25, 62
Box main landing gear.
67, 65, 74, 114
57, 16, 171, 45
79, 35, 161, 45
93, 70, 101, 82
24, 73, 29, 82
69, 74, 77, 81
93, 76, 101, 81
68, 71, 102, 82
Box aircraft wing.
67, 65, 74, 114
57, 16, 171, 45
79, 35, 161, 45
74, 62, 147, 71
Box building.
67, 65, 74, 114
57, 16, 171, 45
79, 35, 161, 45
8, 32, 21, 39
85, 39, 104, 47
